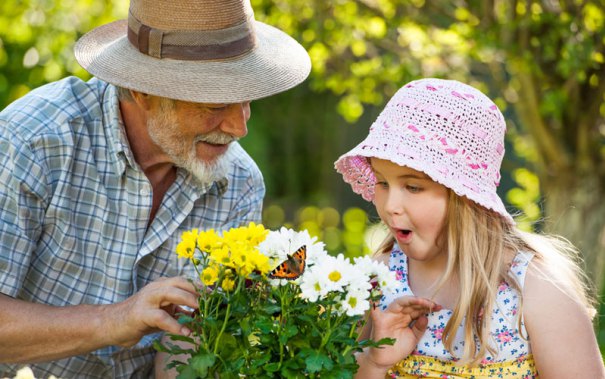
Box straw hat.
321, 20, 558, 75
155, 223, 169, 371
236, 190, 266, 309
335, 78, 514, 225
75, 0, 311, 103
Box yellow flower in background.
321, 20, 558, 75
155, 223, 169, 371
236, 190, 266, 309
201, 266, 219, 286
221, 276, 236, 292
197, 229, 221, 252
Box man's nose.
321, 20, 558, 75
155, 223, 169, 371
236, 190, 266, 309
220, 102, 250, 138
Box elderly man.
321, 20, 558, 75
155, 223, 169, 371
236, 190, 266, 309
0, 0, 310, 377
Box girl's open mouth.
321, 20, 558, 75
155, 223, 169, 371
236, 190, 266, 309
395, 229, 412, 243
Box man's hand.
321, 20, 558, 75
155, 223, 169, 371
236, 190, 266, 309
105, 276, 199, 347
0, 276, 199, 363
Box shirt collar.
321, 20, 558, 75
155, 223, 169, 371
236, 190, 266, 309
101, 83, 137, 176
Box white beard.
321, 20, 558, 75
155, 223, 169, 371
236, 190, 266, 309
147, 101, 235, 186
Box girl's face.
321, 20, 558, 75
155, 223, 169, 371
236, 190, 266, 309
371, 158, 449, 265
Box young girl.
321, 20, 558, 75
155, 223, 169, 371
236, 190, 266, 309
335, 78, 604, 378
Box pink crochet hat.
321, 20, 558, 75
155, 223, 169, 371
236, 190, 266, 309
335, 78, 514, 225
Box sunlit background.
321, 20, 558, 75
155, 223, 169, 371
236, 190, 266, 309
1, 0, 604, 355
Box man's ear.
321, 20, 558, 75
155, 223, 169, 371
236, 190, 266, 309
130, 90, 152, 110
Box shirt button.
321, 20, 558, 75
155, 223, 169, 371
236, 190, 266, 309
140, 188, 150, 196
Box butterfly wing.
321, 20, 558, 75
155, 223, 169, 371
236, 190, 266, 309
268, 245, 307, 280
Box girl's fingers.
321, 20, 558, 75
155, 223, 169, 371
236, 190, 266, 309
410, 315, 429, 340
389, 296, 440, 314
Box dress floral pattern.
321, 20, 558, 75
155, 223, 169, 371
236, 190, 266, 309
380, 245, 538, 378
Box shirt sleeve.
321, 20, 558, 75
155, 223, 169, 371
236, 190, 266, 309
0, 120, 50, 297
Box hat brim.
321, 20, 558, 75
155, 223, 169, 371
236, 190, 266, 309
75, 20, 311, 103
335, 146, 516, 226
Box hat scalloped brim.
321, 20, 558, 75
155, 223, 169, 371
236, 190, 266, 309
75, 20, 311, 103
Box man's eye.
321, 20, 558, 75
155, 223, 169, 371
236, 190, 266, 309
205, 104, 228, 111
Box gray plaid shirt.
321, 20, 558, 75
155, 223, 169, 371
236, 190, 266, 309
0, 77, 264, 378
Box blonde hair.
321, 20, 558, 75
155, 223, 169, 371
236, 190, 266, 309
376, 190, 596, 364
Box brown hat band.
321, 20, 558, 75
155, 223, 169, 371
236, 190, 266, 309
127, 12, 257, 61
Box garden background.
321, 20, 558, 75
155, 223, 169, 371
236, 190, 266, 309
1, 0, 604, 355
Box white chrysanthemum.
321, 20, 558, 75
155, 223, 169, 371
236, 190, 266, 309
313, 254, 360, 294
299, 268, 325, 302
354, 255, 401, 294
258, 227, 328, 267
339, 288, 371, 316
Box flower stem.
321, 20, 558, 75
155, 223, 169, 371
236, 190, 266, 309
212, 276, 244, 355
213, 302, 231, 355
341, 319, 359, 356
277, 285, 287, 369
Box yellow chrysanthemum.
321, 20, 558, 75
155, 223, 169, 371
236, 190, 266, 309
249, 250, 271, 275
197, 229, 222, 252
181, 229, 199, 244
176, 239, 196, 259
222, 222, 268, 247
229, 247, 250, 273
201, 266, 219, 286
246, 222, 269, 245
221, 277, 236, 292
209, 245, 232, 266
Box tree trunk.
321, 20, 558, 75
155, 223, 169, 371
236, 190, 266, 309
542, 170, 605, 294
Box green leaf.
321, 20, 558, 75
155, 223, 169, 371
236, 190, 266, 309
304, 351, 334, 373
176, 365, 199, 379
177, 314, 195, 325
190, 352, 216, 377
264, 362, 281, 373
320, 369, 355, 379
280, 364, 307, 379
168, 334, 195, 344
153, 340, 169, 353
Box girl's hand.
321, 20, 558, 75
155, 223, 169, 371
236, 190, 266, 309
367, 296, 441, 369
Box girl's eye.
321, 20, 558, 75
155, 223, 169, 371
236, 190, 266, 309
406, 185, 422, 193
376, 181, 388, 188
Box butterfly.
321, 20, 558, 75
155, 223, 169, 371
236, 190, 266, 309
268, 245, 307, 280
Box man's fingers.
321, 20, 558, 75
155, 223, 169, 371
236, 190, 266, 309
156, 286, 199, 309
149, 309, 191, 336
154, 276, 199, 294
173, 305, 195, 317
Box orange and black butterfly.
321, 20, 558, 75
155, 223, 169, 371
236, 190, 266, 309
268, 245, 307, 280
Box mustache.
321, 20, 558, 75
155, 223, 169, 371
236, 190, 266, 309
194, 132, 238, 145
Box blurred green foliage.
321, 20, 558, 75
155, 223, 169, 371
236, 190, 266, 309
263, 204, 374, 258
0, 0, 127, 106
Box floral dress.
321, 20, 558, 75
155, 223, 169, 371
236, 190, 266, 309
380, 245, 538, 378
